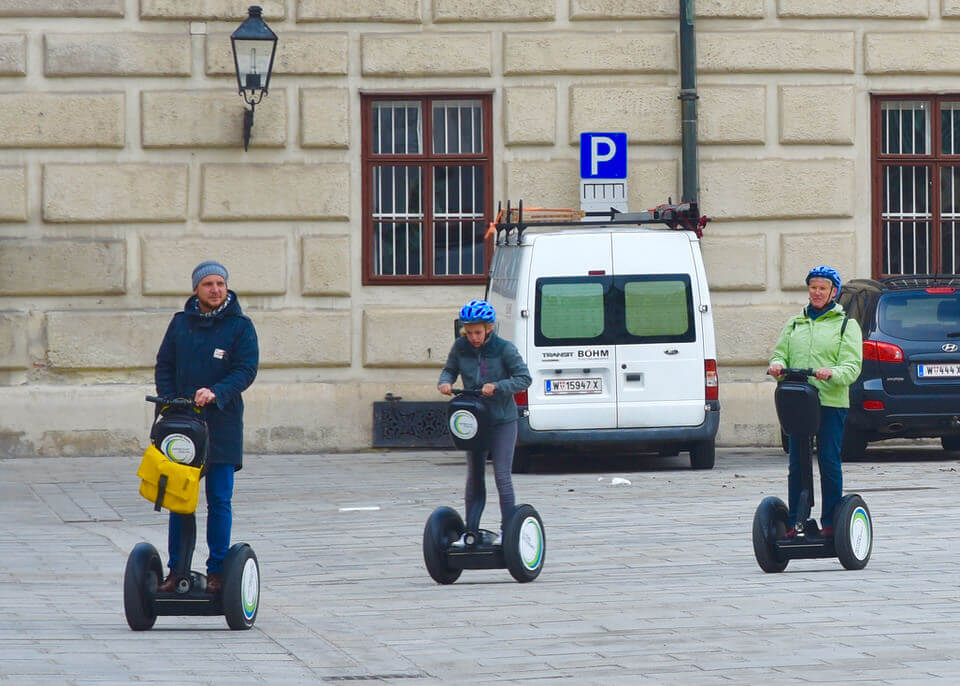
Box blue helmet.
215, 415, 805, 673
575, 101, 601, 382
806, 265, 841, 296
459, 299, 496, 324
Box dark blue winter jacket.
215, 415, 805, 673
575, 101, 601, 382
155, 291, 259, 468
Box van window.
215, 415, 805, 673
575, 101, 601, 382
624, 279, 690, 337
535, 274, 695, 346
540, 282, 605, 340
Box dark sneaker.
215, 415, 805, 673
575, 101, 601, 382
206, 573, 223, 594
158, 572, 177, 593
785, 527, 797, 539
821, 526, 834, 538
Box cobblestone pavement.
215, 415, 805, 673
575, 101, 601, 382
2, 445, 960, 685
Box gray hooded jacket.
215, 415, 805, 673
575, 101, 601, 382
438, 332, 532, 425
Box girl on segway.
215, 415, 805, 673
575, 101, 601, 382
767, 265, 863, 539
438, 300, 532, 546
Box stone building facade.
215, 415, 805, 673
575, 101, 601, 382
0, 0, 955, 456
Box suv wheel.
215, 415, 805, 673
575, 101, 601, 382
942, 436, 960, 452
841, 427, 867, 460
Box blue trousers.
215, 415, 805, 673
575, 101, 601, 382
167, 463, 234, 574
788, 406, 846, 528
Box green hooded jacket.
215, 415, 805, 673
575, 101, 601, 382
769, 302, 863, 408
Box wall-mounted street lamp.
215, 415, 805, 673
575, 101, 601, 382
231, 5, 278, 151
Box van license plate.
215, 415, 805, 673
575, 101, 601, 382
918, 364, 960, 378
545, 378, 602, 394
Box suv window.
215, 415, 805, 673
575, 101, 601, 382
878, 291, 960, 340
535, 275, 694, 346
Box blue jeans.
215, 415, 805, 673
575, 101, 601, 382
788, 407, 846, 528
167, 463, 234, 574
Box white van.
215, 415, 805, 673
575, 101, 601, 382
485, 209, 719, 471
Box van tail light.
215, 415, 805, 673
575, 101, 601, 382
514, 390, 528, 407
863, 340, 904, 362
863, 400, 885, 410
925, 287, 956, 294
705, 359, 719, 401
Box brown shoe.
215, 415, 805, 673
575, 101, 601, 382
158, 571, 177, 593
206, 573, 222, 594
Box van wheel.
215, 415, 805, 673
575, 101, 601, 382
511, 446, 533, 474
942, 436, 960, 451
841, 427, 867, 459
689, 440, 715, 470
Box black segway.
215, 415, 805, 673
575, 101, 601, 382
423, 389, 546, 584
752, 369, 873, 572
123, 396, 260, 630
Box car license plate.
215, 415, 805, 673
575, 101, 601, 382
918, 363, 960, 378
545, 377, 602, 394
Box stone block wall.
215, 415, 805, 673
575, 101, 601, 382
0, 0, 953, 455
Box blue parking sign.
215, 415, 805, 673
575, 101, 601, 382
580, 132, 627, 179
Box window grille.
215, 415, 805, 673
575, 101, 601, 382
872, 96, 960, 277
362, 94, 492, 284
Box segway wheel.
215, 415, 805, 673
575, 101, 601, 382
752, 496, 789, 573
123, 542, 162, 631
423, 507, 464, 585
223, 543, 260, 630
503, 504, 545, 583
834, 494, 872, 571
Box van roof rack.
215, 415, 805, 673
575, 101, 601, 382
492, 199, 709, 245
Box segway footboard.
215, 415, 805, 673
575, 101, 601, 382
446, 540, 506, 570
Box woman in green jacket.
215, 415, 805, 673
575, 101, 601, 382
767, 266, 863, 538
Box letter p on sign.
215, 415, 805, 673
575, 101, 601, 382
580, 132, 627, 180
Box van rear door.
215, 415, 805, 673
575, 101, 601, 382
526, 235, 618, 430
611, 233, 705, 428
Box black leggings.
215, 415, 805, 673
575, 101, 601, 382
464, 421, 518, 531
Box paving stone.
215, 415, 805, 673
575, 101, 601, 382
0, 447, 958, 682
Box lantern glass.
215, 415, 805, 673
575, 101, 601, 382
230, 6, 277, 103
234, 38, 273, 93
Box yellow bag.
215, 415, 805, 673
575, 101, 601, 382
136, 445, 203, 515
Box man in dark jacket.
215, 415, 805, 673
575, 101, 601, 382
155, 261, 259, 594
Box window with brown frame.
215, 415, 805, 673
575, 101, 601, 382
361, 92, 493, 285
871, 94, 960, 277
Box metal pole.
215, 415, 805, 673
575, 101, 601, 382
679, 0, 699, 205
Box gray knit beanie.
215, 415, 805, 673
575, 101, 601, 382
192, 261, 229, 290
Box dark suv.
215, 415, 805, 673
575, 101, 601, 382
838, 275, 960, 458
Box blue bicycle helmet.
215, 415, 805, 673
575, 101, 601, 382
459, 299, 496, 324
806, 265, 842, 296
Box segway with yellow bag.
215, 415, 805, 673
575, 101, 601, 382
123, 396, 260, 631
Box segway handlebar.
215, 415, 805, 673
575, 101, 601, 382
769, 367, 816, 381
450, 388, 483, 396
145, 395, 199, 408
